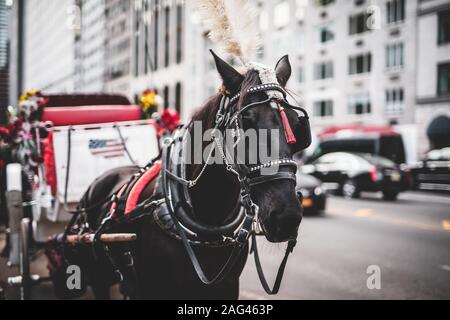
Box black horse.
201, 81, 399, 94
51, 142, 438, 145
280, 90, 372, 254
72, 54, 303, 300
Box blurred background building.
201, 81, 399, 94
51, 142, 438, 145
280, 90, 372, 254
22, 0, 78, 92
416, 0, 450, 154
4, 0, 450, 158
0, 0, 11, 124
75, 0, 106, 92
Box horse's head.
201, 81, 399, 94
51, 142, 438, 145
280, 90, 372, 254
212, 52, 304, 243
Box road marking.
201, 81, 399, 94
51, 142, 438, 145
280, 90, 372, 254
330, 209, 448, 233
354, 209, 373, 218
442, 220, 450, 231
239, 290, 268, 300
370, 215, 443, 232
440, 265, 450, 272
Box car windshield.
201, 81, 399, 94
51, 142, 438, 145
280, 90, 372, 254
314, 139, 376, 157
359, 154, 396, 167
426, 148, 450, 161
297, 174, 319, 186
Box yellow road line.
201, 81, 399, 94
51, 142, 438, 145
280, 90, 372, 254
330, 208, 448, 233
370, 215, 443, 232
354, 209, 373, 218
442, 220, 450, 231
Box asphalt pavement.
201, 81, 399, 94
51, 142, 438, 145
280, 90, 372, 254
240, 192, 450, 300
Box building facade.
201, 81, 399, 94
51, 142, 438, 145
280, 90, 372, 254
6, 0, 449, 157
253, 0, 419, 133
0, 0, 10, 122
130, 0, 195, 119
75, 0, 107, 92
103, 0, 134, 96
415, 0, 450, 155
129, 0, 424, 135
22, 0, 78, 92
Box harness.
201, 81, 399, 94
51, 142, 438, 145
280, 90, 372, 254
65, 82, 311, 297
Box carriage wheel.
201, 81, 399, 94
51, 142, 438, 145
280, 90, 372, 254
19, 218, 32, 300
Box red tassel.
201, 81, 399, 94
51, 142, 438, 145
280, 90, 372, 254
278, 104, 297, 145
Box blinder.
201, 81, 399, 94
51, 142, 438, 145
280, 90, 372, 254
226, 83, 312, 154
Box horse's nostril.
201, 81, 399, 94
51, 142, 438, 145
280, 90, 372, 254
270, 209, 302, 230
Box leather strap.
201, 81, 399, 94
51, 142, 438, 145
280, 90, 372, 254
251, 233, 297, 295
162, 142, 251, 285
250, 172, 297, 187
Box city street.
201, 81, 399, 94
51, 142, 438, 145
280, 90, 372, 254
241, 192, 450, 300
1, 191, 449, 300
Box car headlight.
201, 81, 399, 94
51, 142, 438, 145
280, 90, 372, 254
314, 187, 323, 196
299, 189, 310, 198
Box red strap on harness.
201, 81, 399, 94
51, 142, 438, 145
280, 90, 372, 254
277, 103, 297, 145
124, 162, 162, 215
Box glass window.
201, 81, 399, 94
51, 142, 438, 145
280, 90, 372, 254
438, 9, 450, 45
164, 6, 170, 68
274, 1, 290, 29
176, 4, 183, 64
153, 1, 159, 71
175, 82, 182, 113
349, 53, 372, 75
318, 23, 335, 43
316, 0, 335, 7
386, 43, 404, 69
349, 94, 371, 115
385, 88, 404, 115
314, 61, 334, 80
314, 100, 334, 117
298, 66, 304, 83
386, 0, 405, 24
437, 63, 450, 96
349, 12, 371, 35
163, 86, 169, 109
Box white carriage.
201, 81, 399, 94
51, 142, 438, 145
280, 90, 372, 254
4, 94, 159, 299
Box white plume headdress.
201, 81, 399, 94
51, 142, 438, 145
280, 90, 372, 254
196, 0, 261, 65
196, 0, 283, 99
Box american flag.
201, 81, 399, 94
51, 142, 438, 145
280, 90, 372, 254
89, 139, 126, 159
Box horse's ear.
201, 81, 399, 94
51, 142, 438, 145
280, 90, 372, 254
275, 55, 292, 87
210, 50, 244, 93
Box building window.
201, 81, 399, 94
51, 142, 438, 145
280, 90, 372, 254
438, 9, 450, 45
154, 1, 159, 71
164, 5, 170, 68
349, 94, 371, 115
386, 0, 405, 24
385, 88, 404, 115
274, 1, 290, 29
314, 61, 334, 80
314, 100, 334, 117
176, 4, 183, 63
349, 53, 372, 75
175, 82, 182, 113
318, 23, 335, 43
386, 43, 404, 69
298, 66, 304, 83
349, 12, 371, 35
134, 10, 140, 77
437, 62, 450, 96
144, 0, 150, 74
316, 0, 335, 6
259, 10, 269, 31
163, 86, 169, 109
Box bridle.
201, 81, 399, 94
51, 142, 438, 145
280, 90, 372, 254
161, 82, 309, 294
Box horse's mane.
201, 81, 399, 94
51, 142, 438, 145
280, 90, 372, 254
191, 69, 261, 130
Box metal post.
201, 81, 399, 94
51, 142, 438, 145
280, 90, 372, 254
6, 164, 23, 266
